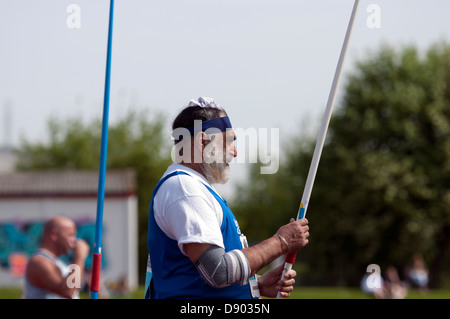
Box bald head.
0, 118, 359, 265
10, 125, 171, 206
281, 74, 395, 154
41, 216, 77, 256
43, 216, 74, 235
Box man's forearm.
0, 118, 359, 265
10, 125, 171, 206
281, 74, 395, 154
242, 235, 288, 277
73, 256, 86, 271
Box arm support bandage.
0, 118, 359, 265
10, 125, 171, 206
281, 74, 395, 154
194, 245, 250, 289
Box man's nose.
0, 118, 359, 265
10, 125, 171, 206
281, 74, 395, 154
231, 143, 237, 158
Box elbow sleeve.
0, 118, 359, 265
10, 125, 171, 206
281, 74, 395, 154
194, 245, 250, 289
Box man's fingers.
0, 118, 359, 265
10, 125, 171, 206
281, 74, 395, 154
278, 269, 296, 287
277, 284, 294, 294
284, 269, 297, 279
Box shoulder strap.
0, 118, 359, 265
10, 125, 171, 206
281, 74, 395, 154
153, 171, 189, 196
35, 249, 58, 263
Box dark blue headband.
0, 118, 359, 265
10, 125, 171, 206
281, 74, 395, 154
185, 116, 233, 135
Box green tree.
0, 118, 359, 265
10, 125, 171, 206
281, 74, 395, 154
15, 110, 172, 283
234, 42, 450, 287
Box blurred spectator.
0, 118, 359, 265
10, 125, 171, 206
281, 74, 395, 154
406, 253, 429, 291
106, 274, 129, 297
22, 216, 90, 299
384, 266, 408, 299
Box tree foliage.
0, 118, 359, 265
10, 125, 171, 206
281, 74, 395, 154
15, 110, 172, 283
233, 42, 450, 287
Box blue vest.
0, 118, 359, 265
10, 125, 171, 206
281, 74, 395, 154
146, 171, 253, 299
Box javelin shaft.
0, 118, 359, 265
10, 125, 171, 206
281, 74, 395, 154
277, 0, 359, 299
298, 0, 359, 219
91, 0, 114, 300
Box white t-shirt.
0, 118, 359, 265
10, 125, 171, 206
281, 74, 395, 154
153, 163, 225, 255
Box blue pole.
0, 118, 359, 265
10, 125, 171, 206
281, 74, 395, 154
91, 0, 114, 299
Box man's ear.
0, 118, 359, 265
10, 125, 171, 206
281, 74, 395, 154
49, 229, 59, 242
194, 131, 209, 153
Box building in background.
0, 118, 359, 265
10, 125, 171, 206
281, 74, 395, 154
0, 170, 138, 294
0, 146, 15, 173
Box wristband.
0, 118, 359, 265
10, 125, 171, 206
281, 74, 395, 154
274, 234, 289, 251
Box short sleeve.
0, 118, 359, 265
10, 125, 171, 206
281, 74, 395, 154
152, 173, 225, 256
162, 195, 225, 254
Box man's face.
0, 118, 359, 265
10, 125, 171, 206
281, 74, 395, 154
201, 129, 237, 184
55, 221, 77, 255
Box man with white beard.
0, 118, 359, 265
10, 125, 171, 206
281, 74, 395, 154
145, 97, 310, 299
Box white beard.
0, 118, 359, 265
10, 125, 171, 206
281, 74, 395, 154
201, 162, 230, 185
201, 144, 232, 184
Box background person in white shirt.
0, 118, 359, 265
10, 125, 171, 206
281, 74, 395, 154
23, 216, 90, 299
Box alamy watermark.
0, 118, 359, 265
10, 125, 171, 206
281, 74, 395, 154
366, 4, 381, 29
65, 3, 382, 30
234, 127, 279, 175
366, 264, 382, 289
171, 124, 279, 175
66, 264, 81, 289
66, 4, 81, 29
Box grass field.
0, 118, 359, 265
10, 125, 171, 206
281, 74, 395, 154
2, 286, 449, 299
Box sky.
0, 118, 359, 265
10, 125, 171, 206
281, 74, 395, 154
1, 0, 450, 197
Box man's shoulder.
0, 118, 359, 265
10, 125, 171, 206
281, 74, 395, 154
26, 253, 59, 285
163, 164, 207, 183
28, 252, 60, 270
157, 164, 206, 194
158, 172, 208, 199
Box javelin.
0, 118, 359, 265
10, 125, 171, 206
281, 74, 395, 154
91, 0, 114, 299
277, 0, 360, 299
